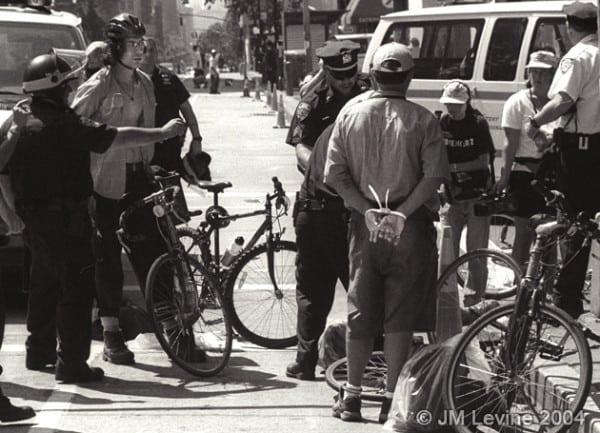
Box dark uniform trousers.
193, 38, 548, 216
554, 133, 600, 318
92, 169, 166, 318
21, 202, 94, 367
294, 205, 349, 369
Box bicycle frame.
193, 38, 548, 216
189, 179, 289, 295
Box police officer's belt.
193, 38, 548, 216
295, 197, 346, 212
555, 128, 600, 153
17, 197, 89, 213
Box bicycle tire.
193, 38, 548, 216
438, 248, 521, 302
444, 303, 591, 433
146, 252, 232, 377
225, 240, 298, 349
325, 351, 387, 402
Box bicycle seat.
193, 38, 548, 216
196, 181, 233, 194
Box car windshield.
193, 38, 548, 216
0, 21, 84, 97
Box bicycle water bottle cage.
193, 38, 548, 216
205, 205, 230, 228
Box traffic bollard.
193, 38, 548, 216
271, 88, 278, 112
273, 94, 287, 129
435, 223, 462, 341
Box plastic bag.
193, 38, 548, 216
384, 333, 498, 433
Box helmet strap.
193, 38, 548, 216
118, 59, 135, 71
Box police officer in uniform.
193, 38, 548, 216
526, 1, 600, 319
140, 37, 204, 174
5, 53, 184, 382
285, 40, 367, 380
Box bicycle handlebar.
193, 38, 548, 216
118, 185, 180, 229
271, 176, 289, 212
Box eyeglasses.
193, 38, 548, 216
126, 39, 145, 50
327, 66, 357, 81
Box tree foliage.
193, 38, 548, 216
196, 10, 242, 65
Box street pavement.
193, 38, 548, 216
0, 86, 389, 433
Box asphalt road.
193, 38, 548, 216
0, 87, 385, 433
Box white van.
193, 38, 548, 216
363, 1, 574, 154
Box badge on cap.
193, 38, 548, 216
296, 102, 311, 121
342, 53, 352, 65
560, 58, 574, 73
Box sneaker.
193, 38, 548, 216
25, 351, 56, 371
461, 300, 500, 326
0, 396, 35, 423
55, 363, 104, 384
285, 361, 315, 381
332, 387, 362, 422
379, 397, 392, 424
102, 331, 135, 365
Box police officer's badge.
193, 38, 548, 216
342, 53, 352, 65
296, 102, 311, 121
560, 58, 574, 73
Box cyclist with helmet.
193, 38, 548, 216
0, 53, 185, 382
71, 14, 175, 366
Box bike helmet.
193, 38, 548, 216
105, 13, 145, 41
22, 53, 78, 94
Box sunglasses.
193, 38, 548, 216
327, 66, 357, 80
125, 39, 145, 50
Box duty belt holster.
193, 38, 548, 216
554, 128, 600, 174
293, 192, 346, 219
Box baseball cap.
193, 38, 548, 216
563, 1, 597, 19
525, 50, 558, 69
371, 42, 414, 72
439, 80, 470, 104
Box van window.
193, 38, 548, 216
484, 18, 527, 81
383, 20, 484, 80
528, 17, 571, 65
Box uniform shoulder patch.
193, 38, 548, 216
295, 102, 312, 121
560, 58, 574, 73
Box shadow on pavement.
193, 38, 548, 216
2, 383, 116, 405
6, 427, 81, 433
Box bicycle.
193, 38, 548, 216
444, 182, 600, 433
117, 175, 233, 377
177, 176, 298, 349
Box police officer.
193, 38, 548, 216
285, 40, 367, 380
5, 53, 184, 382
140, 37, 205, 175
526, 1, 600, 319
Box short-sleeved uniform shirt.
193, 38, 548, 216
9, 99, 117, 204
548, 34, 600, 134
150, 66, 190, 168
285, 78, 362, 150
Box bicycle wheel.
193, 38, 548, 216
325, 351, 387, 402
146, 252, 232, 377
225, 240, 297, 349
444, 303, 591, 433
438, 248, 521, 302
489, 214, 515, 254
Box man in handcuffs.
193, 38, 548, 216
324, 42, 449, 423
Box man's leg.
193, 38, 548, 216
91, 194, 134, 365
465, 206, 490, 303
554, 232, 588, 319
289, 212, 339, 379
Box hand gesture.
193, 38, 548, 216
12, 100, 30, 127
525, 118, 539, 140
491, 174, 509, 195
162, 118, 186, 138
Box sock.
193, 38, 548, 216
385, 391, 394, 400
100, 316, 120, 333
345, 383, 362, 398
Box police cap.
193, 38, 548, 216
316, 40, 360, 71
563, 1, 597, 20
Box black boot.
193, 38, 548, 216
55, 363, 104, 384
102, 331, 135, 365
0, 395, 35, 423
